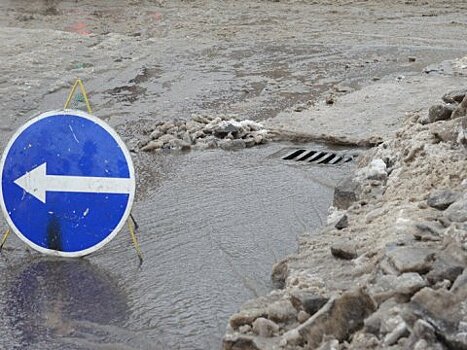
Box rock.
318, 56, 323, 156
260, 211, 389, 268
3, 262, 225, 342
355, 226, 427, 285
297, 288, 376, 348
239, 325, 252, 334
214, 121, 240, 138
150, 128, 163, 139
182, 131, 192, 145
451, 94, 467, 119
427, 189, 460, 210
186, 120, 205, 131
412, 221, 444, 241
229, 309, 266, 329
426, 258, 464, 285
451, 268, 467, 293
252, 317, 279, 337
281, 329, 303, 347
423, 104, 455, 124
159, 121, 174, 133
192, 115, 210, 124
141, 140, 164, 151
385, 247, 435, 274
333, 176, 360, 210
444, 194, 467, 222
383, 321, 409, 346
369, 273, 426, 304
404, 287, 467, 349
358, 159, 387, 180
290, 291, 329, 316
294, 104, 307, 112
253, 134, 264, 145
442, 88, 467, 104
219, 139, 246, 151
408, 56, 417, 62
158, 133, 176, 144
297, 310, 310, 323
223, 334, 260, 350
364, 298, 400, 335
266, 299, 296, 323
191, 130, 205, 139
244, 137, 256, 148
271, 259, 288, 289
331, 241, 357, 260
335, 214, 348, 230
317, 338, 339, 350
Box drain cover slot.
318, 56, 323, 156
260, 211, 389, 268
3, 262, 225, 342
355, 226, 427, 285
281, 148, 357, 165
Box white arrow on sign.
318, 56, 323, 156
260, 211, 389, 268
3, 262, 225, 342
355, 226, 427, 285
14, 162, 133, 203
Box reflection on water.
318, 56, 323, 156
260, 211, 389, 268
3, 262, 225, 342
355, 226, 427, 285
2, 258, 130, 350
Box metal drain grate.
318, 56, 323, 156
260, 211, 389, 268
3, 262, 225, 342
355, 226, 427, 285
282, 149, 356, 165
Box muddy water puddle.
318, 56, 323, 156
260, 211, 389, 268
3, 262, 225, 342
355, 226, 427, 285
0, 144, 352, 349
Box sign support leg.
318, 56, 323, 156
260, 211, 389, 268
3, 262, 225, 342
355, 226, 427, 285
0, 228, 10, 252
128, 214, 143, 265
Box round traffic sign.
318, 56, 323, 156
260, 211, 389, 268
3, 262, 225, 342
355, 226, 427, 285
0, 110, 135, 257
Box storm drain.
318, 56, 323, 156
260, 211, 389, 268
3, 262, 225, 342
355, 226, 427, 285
282, 149, 356, 165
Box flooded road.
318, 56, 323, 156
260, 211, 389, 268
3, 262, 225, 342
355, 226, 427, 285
0, 0, 466, 349
0, 144, 352, 349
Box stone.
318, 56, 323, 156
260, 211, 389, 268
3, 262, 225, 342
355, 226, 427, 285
369, 273, 426, 304
214, 121, 240, 138
244, 137, 256, 148
239, 324, 251, 334
450, 268, 467, 293
297, 288, 376, 348
383, 321, 409, 346
141, 140, 163, 151
192, 115, 210, 124
158, 133, 176, 144
427, 189, 460, 210
444, 194, 467, 222
364, 298, 400, 335
290, 291, 329, 316
317, 338, 339, 350
159, 121, 174, 133
426, 258, 464, 285
252, 317, 279, 337
404, 287, 467, 349
408, 56, 417, 62
186, 120, 205, 131
451, 94, 467, 119
150, 128, 163, 139
266, 299, 296, 323
424, 104, 455, 124
219, 139, 246, 151
442, 88, 467, 104
335, 214, 348, 230
223, 334, 260, 350
182, 131, 192, 145
331, 241, 357, 260
253, 134, 264, 145
385, 247, 435, 274
358, 159, 387, 180
191, 130, 205, 139
412, 221, 444, 241
229, 309, 266, 329
271, 259, 288, 289
333, 176, 359, 210
297, 310, 310, 323
281, 329, 303, 346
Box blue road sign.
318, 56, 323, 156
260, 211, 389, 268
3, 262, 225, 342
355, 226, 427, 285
0, 110, 135, 257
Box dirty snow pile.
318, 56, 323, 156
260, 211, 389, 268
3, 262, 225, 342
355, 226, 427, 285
223, 89, 467, 350
140, 115, 269, 152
